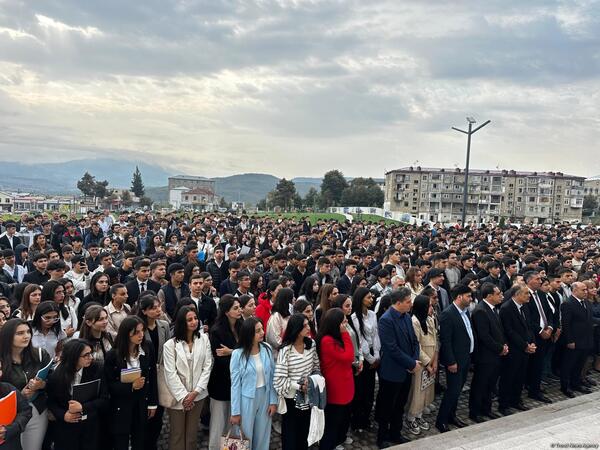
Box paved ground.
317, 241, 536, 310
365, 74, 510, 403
156, 369, 600, 449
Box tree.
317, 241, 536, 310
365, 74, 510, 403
77, 172, 96, 197
93, 180, 110, 199
121, 190, 133, 207
303, 187, 320, 210
340, 177, 384, 207
270, 178, 297, 210
131, 166, 145, 198
139, 196, 153, 209
320, 170, 348, 207
257, 198, 267, 210
583, 195, 598, 216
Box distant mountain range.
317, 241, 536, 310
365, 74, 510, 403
0, 158, 383, 205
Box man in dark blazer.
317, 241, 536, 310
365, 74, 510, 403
336, 259, 356, 295
0, 221, 21, 250
469, 283, 507, 422
436, 284, 474, 433
125, 259, 158, 307
374, 287, 420, 448
498, 285, 536, 415
560, 282, 594, 397
524, 271, 555, 403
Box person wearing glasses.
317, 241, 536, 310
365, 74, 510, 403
0, 318, 52, 450
31, 301, 66, 361
47, 339, 109, 450
103, 316, 158, 450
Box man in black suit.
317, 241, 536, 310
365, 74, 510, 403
0, 221, 21, 250
560, 282, 594, 397
336, 259, 356, 295
469, 283, 507, 422
436, 284, 474, 433
545, 273, 563, 378
524, 271, 555, 403
498, 285, 536, 415
125, 259, 157, 307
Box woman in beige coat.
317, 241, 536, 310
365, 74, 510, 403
406, 294, 438, 436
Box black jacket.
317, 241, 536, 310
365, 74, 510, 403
207, 323, 238, 401
499, 299, 534, 355
125, 279, 161, 307
336, 274, 353, 295
471, 301, 505, 364
561, 296, 594, 350
0, 382, 32, 450
0, 235, 21, 251
439, 304, 472, 368
103, 346, 158, 435
526, 290, 557, 337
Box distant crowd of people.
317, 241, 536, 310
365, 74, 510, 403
0, 209, 599, 449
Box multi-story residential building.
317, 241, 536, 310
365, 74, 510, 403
168, 175, 216, 210
384, 166, 585, 224
584, 175, 600, 197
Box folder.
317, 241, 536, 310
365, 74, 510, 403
72, 379, 101, 404
120, 368, 142, 383
35, 359, 54, 381
0, 390, 17, 426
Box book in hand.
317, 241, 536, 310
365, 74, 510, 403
0, 390, 17, 426
120, 368, 142, 383
72, 379, 101, 404
35, 359, 55, 381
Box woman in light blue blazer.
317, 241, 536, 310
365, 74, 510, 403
230, 317, 278, 450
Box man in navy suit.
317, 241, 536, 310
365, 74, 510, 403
436, 284, 474, 433
374, 287, 420, 448
336, 259, 356, 295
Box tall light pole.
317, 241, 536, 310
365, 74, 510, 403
452, 117, 491, 227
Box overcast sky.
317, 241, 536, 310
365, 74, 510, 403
1, 0, 599, 179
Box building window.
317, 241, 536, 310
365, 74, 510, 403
414, 180, 419, 184
529, 197, 535, 202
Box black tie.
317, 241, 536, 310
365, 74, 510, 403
140, 282, 146, 292
519, 307, 526, 321
581, 301, 586, 311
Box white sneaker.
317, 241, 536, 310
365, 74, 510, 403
407, 419, 421, 435
344, 437, 353, 445
416, 417, 430, 431
335, 446, 345, 450
423, 406, 432, 415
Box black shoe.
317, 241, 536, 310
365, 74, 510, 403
377, 439, 391, 449
435, 423, 450, 433
528, 393, 553, 404
585, 377, 597, 386
389, 435, 409, 445
485, 411, 503, 420
573, 386, 592, 394
469, 415, 486, 423
499, 407, 513, 416
561, 389, 575, 398
513, 403, 529, 411
449, 417, 468, 428
539, 386, 547, 394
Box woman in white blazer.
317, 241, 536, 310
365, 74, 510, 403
163, 305, 214, 450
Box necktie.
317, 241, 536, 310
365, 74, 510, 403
533, 292, 548, 328
519, 307, 526, 322
140, 282, 146, 292
580, 301, 586, 310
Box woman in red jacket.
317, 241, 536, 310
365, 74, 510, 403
317, 308, 355, 450
255, 280, 282, 329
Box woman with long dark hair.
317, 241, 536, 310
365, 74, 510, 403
137, 295, 170, 450
314, 283, 338, 328
41, 280, 76, 338
0, 318, 52, 450
274, 314, 321, 450
207, 295, 242, 450
46, 339, 109, 450
103, 316, 158, 450
0, 357, 32, 450
349, 275, 368, 296
350, 287, 380, 432
58, 278, 80, 331
239, 294, 257, 321
297, 276, 320, 306
266, 287, 293, 358
230, 317, 277, 450
80, 272, 110, 315
75, 304, 113, 363
163, 306, 213, 450
406, 294, 438, 434
31, 301, 66, 360
293, 299, 316, 339
12, 284, 42, 322
255, 279, 282, 329
316, 308, 355, 450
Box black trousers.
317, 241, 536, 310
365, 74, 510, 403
112, 401, 147, 450
282, 398, 311, 450
561, 347, 589, 391
53, 419, 99, 450
499, 352, 528, 408
320, 403, 351, 450
469, 360, 500, 417
351, 361, 376, 429
375, 375, 412, 442
144, 405, 164, 450
437, 362, 469, 426
527, 338, 549, 396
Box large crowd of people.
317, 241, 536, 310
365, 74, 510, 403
0, 209, 599, 450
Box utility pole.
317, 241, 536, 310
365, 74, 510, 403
452, 117, 491, 227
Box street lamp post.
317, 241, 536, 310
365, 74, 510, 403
452, 117, 491, 227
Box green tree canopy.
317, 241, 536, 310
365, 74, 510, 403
320, 170, 348, 207
340, 177, 384, 207
270, 178, 297, 210
131, 166, 145, 197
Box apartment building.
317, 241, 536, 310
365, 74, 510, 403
584, 175, 600, 197
384, 166, 585, 224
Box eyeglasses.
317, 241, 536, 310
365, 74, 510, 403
42, 316, 59, 322
80, 352, 93, 359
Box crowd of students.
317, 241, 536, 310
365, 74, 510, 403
0, 209, 598, 450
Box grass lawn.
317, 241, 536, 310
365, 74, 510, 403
351, 213, 403, 225
252, 212, 347, 224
